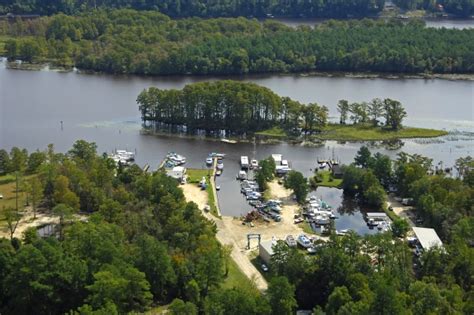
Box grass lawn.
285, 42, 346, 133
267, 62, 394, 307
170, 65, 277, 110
254, 124, 446, 141
0, 174, 34, 227
255, 126, 288, 138
313, 170, 342, 188
314, 124, 447, 141
186, 168, 219, 217
222, 258, 257, 291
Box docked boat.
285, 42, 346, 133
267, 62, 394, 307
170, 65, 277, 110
216, 169, 222, 176
251, 159, 259, 169
115, 150, 135, 161
216, 162, 224, 170
209, 152, 226, 158
286, 235, 297, 247
206, 157, 213, 165
237, 170, 247, 180
167, 152, 186, 165
240, 156, 249, 169
314, 214, 330, 225
297, 234, 312, 248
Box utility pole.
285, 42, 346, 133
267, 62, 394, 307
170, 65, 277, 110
15, 171, 18, 211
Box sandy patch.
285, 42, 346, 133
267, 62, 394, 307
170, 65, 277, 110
267, 180, 292, 200
386, 196, 415, 227
181, 183, 208, 210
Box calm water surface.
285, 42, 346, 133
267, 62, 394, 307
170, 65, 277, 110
1, 62, 473, 228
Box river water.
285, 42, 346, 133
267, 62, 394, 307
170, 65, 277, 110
1, 61, 473, 233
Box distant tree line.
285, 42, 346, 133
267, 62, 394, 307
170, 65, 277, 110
393, 0, 474, 17
1, 10, 473, 75
0, 0, 386, 18
337, 98, 407, 130
137, 81, 328, 135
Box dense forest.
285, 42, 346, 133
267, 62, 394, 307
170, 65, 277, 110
0, 0, 386, 18
1, 0, 473, 17
137, 81, 328, 135
0, 142, 472, 313
1, 10, 473, 75
0, 141, 269, 314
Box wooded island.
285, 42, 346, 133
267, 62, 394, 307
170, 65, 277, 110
137, 81, 447, 141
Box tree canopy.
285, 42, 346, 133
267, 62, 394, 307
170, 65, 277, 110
2, 10, 473, 75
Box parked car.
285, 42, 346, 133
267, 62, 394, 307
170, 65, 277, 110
0, 194, 3, 199
261, 264, 269, 272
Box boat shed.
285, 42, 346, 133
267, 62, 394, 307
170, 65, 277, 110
331, 164, 344, 178
259, 240, 276, 264
366, 212, 388, 220
412, 227, 443, 251
271, 154, 282, 165
166, 166, 186, 180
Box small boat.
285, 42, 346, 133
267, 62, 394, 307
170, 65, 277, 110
314, 215, 330, 225
237, 170, 247, 180
216, 163, 224, 170
286, 235, 297, 247
206, 157, 213, 165
209, 152, 226, 158
251, 159, 259, 169
216, 185, 221, 191
297, 234, 312, 248
167, 152, 186, 165
216, 169, 222, 176
221, 138, 237, 144
319, 163, 326, 169
307, 246, 317, 254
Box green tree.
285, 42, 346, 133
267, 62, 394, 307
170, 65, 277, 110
326, 286, 352, 315
28, 177, 43, 219
384, 98, 407, 130
169, 298, 198, 315
86, 265, 152, 313
284, 171, 308, 204
267, 276, 297, 315
391, 218, 410, 238
368, 98, 384, 126
354, 146, 373, 168
0, 149, 11, 175
337, 99, 350, 124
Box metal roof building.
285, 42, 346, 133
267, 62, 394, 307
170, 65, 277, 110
412, 227, 443, 250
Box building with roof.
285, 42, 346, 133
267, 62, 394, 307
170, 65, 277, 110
412, 227, 443, 251
259, 240, 276, 264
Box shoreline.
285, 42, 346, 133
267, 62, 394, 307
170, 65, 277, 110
4, 60, 474, 82
141, 125, 448, 145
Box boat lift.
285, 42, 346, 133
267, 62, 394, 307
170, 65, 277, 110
246, 233, 261, 250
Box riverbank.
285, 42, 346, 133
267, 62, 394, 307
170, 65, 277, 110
3, 59, 474, 81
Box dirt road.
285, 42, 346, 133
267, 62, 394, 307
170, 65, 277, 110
181, 180, 321, 292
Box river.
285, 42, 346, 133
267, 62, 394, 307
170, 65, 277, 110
1, 61, 473, 232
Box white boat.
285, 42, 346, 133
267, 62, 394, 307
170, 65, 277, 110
221, 138, 237, 144
297, 234, 312, 248
167, 152, 186, 165
216, 185, 221, 191
216, 163, 224, 170
240, 156, 249, 169
251, 159, 259, 169
206, 157, 213, 165
237, 170, 247, 180
115, 149, 135, 161
314, 215, 330, 225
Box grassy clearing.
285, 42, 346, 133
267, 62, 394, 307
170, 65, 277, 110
255, 124, 446, 141
315, 124, 447, 141
222, 258, 257, 290
0, 174, 34, 226
255, 126, 288, 138
186, 168, 219, 217
312, 170, 342, 188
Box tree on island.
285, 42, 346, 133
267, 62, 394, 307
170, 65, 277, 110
337, 100, 350, 125
384, 99, 407, 130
